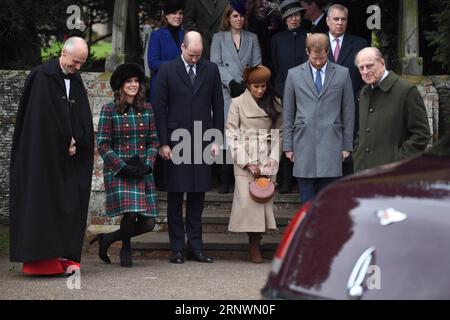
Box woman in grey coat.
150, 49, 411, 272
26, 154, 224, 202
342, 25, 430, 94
210, 0, 262, 193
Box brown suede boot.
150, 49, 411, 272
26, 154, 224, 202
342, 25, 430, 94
247, 233, 263, 263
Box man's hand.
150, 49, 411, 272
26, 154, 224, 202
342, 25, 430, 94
342, 151, 351, 161
159, 145, 172, 160
68, 137, 76, 156
211, 143, 220, 159
285, 151, 294, 162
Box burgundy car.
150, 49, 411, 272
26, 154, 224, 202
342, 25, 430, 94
263, 134, 450, 300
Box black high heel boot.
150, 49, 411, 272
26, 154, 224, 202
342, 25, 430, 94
120, 242, 133, 267
89, 234, 111, 264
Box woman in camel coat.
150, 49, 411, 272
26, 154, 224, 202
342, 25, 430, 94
226, 65, 282, 263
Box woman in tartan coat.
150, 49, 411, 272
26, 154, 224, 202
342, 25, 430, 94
91, 63, 159, 267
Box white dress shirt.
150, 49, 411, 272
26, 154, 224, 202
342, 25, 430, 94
181, 55, 196, 75
329, 33, 345, 57
310, 62, 327, 86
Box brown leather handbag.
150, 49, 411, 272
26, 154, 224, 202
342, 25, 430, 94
249, 177, 275, 203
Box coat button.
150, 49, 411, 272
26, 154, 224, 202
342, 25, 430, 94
140, 134, 144, 138
124, 113, 128, 116
225, 63, 229, 66
126, 136, 130, 139
140, 146, 144, 150
365, 148, 370, 153
140, 123, 144, 127
126, 145, 130, 149
369, 108, 374, 113
138, 113, 141, 116
125, 124, 129, 128
366, 128, 371, 133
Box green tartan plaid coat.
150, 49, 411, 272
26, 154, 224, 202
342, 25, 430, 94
97, 101, 159, 217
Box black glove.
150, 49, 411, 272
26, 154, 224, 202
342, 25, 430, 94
143, 164, 152, 175
229, 80, 246, 98
117, 164, 142, 178
123, 155, 153, 177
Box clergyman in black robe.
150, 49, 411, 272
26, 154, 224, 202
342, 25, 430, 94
9, 37, 94, 275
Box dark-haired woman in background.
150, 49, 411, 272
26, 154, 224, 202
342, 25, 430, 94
148, 0, 185, 103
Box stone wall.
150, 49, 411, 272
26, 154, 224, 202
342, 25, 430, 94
0, 71, 449, 223
0, 70, 113, 223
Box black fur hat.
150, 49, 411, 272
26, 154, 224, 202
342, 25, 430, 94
110, 63, 145, 91
164, 0, 185, 15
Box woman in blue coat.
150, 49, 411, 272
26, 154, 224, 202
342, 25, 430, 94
148, 0, 185, 103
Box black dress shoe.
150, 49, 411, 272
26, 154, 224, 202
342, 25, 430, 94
89, 234, 111, 264
170, 251, 185, 264
187, 251, 214, 263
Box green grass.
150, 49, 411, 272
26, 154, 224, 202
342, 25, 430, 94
41, 40, 112, 60
0, 226, 9, 256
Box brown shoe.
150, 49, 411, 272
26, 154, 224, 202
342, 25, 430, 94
248, 233, 263, 263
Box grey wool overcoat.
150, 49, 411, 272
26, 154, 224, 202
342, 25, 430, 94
282, 61, 355, 178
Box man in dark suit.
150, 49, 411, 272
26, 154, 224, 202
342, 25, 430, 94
153, 31, 224, 264
183, 0, 228, 60
326, 3, 368, 175
300, 0, 329, 34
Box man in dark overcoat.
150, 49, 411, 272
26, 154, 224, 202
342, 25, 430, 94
326, 4, 368, 175
353, 47, 430, 172
183, 0, 228, 60
9, 37, 94, 275
153, 31, 224, 264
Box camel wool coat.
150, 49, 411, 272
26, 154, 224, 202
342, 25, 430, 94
226, 90, 282, 232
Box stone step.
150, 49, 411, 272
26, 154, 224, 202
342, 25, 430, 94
88, 190, 301, 222
90, 207, 297, 233
156, 190, 301, 204
85, 227, 282, 260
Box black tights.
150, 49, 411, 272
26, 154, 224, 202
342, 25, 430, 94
105, 213, 156, 249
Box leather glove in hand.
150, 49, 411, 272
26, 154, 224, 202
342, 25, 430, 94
117, 164, 142, 178
229, 80, 246, 98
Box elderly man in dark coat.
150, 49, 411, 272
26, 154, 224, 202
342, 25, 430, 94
153, 31, 224, 264
9, 37, 94, 275
353, 47, 430, 172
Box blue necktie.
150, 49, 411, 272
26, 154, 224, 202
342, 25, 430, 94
315, 69, 322, 94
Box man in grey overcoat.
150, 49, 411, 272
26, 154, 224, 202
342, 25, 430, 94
282, 33, 354, 203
